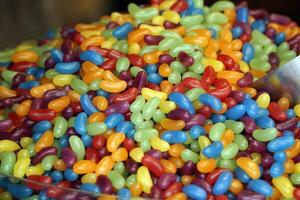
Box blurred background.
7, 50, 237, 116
0, 0, 299, 50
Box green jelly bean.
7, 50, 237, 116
153, 109, 166, 123
170, 44, 195, 57
69, 135, 85, 160
218, 159, 236, 170
160, 31, 183, 43
182, 71, 201, 79
87, 122, 107, 135
250, 59, 271, 72
170, 61, 186, 74
41, 155, 57, 171
224, 120, 244, 134
0, 152, 16, 175
140, 45, 158, 55
180, 15, 204, 28
53, 116, 68, 138
101, 29, 113, 38
181, 149, 199, 163
210, 1, 234, 11
277, 42, 290, 52
89, 79, 101, 90
234, 134, 248, 150
290, 173, 300, 185
159, 37, 181, 51
113, 40, 128, 54
140, 140, 151, 152
68, 117, 75, 127
116, 57, 130, 72
130, 112, 144, 125
130, 95, 145, 112
126, 174, 137, 187
1, 70, 17, 84
193, 0, 204, 8
0, 192, 12, 200
168, 71, 182, 84
278, 50, 297, 62
71, 78, 89, 94
135, 120, 154, 129
27, 143, 36, 157
252, 128, 278, 142
190, 140, 201, 153
188, 61, 204, 74
130, 66, 144, 77
114, 161, 126, 176
206, 12, 228, 25
108, 170, 126, 190
185, 88, 206, 102
134, 128, 158, 142
263, 44, 277, 55
45, 69, 59, 79
135, 7, 159, 21
209, 122, 226, 141
184, 134, 193, 145
221, 143, 239, 159
23, 195, 39, 200
251, 30, 272, 46
142, 97, 160, 120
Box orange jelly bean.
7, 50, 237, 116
236, 157, 261, 179
130, 183, 143, 197
11, 50, 39, 63
111, 147, 128, 162
81, 35, 104, 50
229, 179, 243, 194
48, 96, 71, 112
217, 71, 244, 85
159, 63, 172, 77
160, 80, 173, 94
197, 158, 217, 173
95, 156, 115, 175
160, 159, 177, 174
160, 118, 185, 130
0, 85, 17, 98
128, 28, 151, 44
166, 193, 187, 200
99, 80, 127, 93
169, 144, 185, 157
106, 133, 126, 152
93, 96, 108, 111
88, 112, 106, 123
182, 175, 195, 185
30, 83, 55, 98
278, 97, 290, 111
35, 131, 54, 152
82, 61, 99, 73
169, 157, 185, 168
73, 160, 97, 174
53, 159, 67, 171
286, 139, 300, 159
15, 100, 32, 117
221, 129, 235, 147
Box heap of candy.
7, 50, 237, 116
0, 0, 300, 199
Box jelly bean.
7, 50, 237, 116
137, 166, 153, 193
252, 128, 277, 142
224, 104, 246, 120
80, 50, 104, 65
182, 184, 207, 200
151, 136, 170, 152
107, 133, 125, 152
199, 93, 222, 112
35, 131, 54, 152
55, 61, 80, 74
0, 152, 16, 175
80, 94, 98, 115
141, 87, 167, 101
113, 22, 133, 39
69, 135, 85, 160
105, 113, 125, 129
270, 162, 285, 178
169, 92, 195, 115
236, 157, 261, 179
161, 131, 187, 144
196, 159, 217, 173
242, 43, 254, 63
209, 122, 226, 142
203, 142, 223, 158
272, 176, 295, 198
7, 183, 33, 199
212, 171, 233, 195
142, 97, 160, 120
267, 135, 295, 152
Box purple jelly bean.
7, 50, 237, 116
178, 51, 194, 67
61, 106, 74, 119
104, 101, 129, 116
191, 178, 212, 194
163, 21, 180, 29
269, 13, 291, 25
276, 117, 298, 131
97, 175, 114, 194
184, 114, 206, 130
32, 147, 57, 165
248, 140, 267, 153
240, 116, 256, 134
237, 189, 265, 200
263, 169, 272, 183
61, 38, 73, 54
144, 34, 164, 45
150, 185, 162, 199
268, 53, 280, 66
145, 149, 164, 159
168, 108, 192, 122
261, 153, 274, 169
237, 72, 253, 88
158, 173, 177, 189
12, 73, 26, 88
119, 70, 133, 82
106, 21, 119, 29
98, 148, 110, 158
265, 27, 277, 39
31, 98, 44, 109
135, 71, 147, 92
22, 118, 35, 128
10, 127, 31, 140
159, 54, 175, 64
125, 159, 139, 174
61, 147, 77, 167
293, 154, 300, 163
57, 191, 80, 200
249, 9, 268, 20
0, 119, 13, 132
182, 161, 196, 175
66, 127, 77, 136
288, 34, 300, 46
2, 95, 28, 107
43, 89, 67, 102
232, 90, 245, 103
45, 57, 55, 70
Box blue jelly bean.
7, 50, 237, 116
169, 92, 195, 114
251, 20, 266, 32
39, 190, 50, 200
180, 10, 191, 17
55, 61, 80, 74
237, 7, 249, 23
145, 64, 157, 74
26, 67, 39, 75
202, 142, 223, 158
104, 113, 125, 129
74, 112, 87, 135
270, 162, 285, 178
267, 135, 295, 152
34, 68, 45, 80
116, 121, 134, 135
212, 171, 233, 195
118, 188, 131, 200
0, 177, 8, 189
51, 170, 63, 182
208, 28, 217, 39
211, 114, 226, 123
46, 30, 56, 39
148, 73, 163, 84
32, 120, 52, 133
190, 125, 205, 139
286, 109, 295, 119
97, 89, 109, 98
19, 80, 40, 89
242, 43, 254, 63
32, 132, 44, 142
283, 130, 294, 137
248, 179, 273, 197
113, 22, 133, 39
182, 184, 207, 200
256, 116, 275, 128
127, 129, 135, 139
225, 104, 246, 120
235, 167, 251, 183
80, 183, 101, 193
59, 135, 69, 148
226, 192, 236, 200
64, 168, 78, 181
161, 131, 187, 144
186, 0, 194, 8
80, 94, 98, 115
81, 134, 92, 146
274, 151, 286, 163
7, 183, 33, 199
232, 26, 243, 39
275, 32, 286, 45
51, 49, 64, 63
199, 93, 222, 112
80, 50, 104, 65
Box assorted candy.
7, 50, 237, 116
0, 0, 300, 199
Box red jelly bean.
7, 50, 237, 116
182, 77, 209, 90
268, 102, 287, 121
172, 83, 186, 93
162, 182, 182, 198
237, 72, 253, 87
146, 83, 160, 91
293, 187, 300, 199
144, 34, 164, 45
46, 181, 71, 198
170, 0, 188, 12
9, 62, 35, 72
209, 78, 232, 100
202, 66, 217, 86
92, 135, 106, 149
141, 155, 164, 177
217, 54, 240, 71
206, 169, 228, 185
128, 54, 145, 67
28, 109, 56, 121
101, 58, 117, 71
198, 105, 212, 118
108, 49, 126, 59
26, 175, 52, 190
123, 138, 136, 151
85, 147, 100, 162
109, 87, 139, 104
223, 97, 237, 109
88, 47, 109, 57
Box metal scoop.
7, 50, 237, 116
252, 56, 300, 105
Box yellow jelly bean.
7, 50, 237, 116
48, 96, 71, 112
30, 83, 55, 98
95, 156, 115, 176
11, 50, 39, 63
73, 160, 97, 174
103, 70, 119, 82
141, 87, 167, 101
184, 36, 209, 48
229, 179, 244, 194
197, 158, 217, 173
14, 157, 30, 178
68, 90, 81, 102
150, 136, 170, 152
159, 101, 176, 113
294, 163, 300, 173
34, 131, 54, 152
198, 136, 211, 150
162, 10, 180, 23
99, 80, 127, 93
137, 166, 153, 194
128, 43, 141, 54
20, 137, 33, 149
81, 173, 97, 184
159, 0, 176, 10
152, 15, 165, 26
217, 71, 244, 85
286, 139, 300, 159
239, 60, 250, 73
0, 140, 20, 153
272, 176, 295, 198
106, 133, 126, 152
26, 164, 44, 176
128, 28, 151, 44
80, 29, 103, 38
236, 157, 261, 179
101, 37, 117, 49
284, 159, 295, 174
81, 35, 104, 51
0, 85, 17, 98
139, 24, 165, 35
202, 58, 224, 72
17, 149, 30, 160
294, 104, 300, 117
53, 74, 76, 87
160, 118, 185, 130
129, 147, 144, 163
256, 93, 270, 108
111, 147, 128, 162
166, 193, 187, 200
169, 144, 185, 157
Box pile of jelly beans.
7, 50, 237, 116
0, 0, 300, 199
